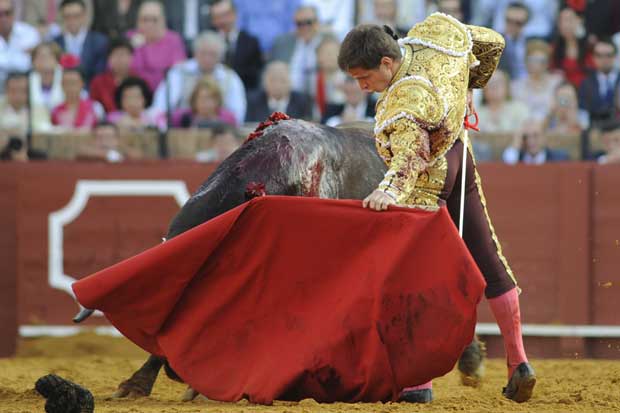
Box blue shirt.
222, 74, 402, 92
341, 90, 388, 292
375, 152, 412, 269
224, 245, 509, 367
234, 0, 302, 52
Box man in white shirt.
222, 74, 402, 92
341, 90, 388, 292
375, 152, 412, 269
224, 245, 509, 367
301, 0, 354, 40
0, 0, 41, 93
245, 60, 313, 122
502, 121, 569, 164
324, 76, 375, 126
0, 71, 51, 136
270, 6, 323, 96
153, 31, 246, 123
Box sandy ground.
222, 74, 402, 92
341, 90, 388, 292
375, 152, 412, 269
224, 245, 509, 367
1, 334, 619, 413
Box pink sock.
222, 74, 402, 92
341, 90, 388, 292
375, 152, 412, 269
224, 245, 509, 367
403, 381, 432, 391
488, 288, 528, 378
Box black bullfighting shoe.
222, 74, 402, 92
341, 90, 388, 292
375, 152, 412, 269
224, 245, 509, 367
458, 338, 486, 387
398, 388, 434, 403
35, 374, 95, 413
502, 362, 536, 403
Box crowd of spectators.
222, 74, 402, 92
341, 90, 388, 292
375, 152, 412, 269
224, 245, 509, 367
1, 0, 620, 165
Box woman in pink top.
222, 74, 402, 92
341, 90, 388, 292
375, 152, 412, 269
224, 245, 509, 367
129, 1, 187, 91
51, 68, 99, 131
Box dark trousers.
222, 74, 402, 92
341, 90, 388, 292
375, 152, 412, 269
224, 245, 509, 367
440, 139, 517, 299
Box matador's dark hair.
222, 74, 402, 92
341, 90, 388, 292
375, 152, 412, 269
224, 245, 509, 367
338, 24, 401, 72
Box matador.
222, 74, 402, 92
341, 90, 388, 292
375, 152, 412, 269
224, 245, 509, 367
338, 12, 536, 403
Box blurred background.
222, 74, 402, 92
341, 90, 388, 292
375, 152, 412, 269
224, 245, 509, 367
1, 0, 619, 363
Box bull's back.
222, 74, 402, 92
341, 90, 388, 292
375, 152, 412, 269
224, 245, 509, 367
167, 119, 385, 238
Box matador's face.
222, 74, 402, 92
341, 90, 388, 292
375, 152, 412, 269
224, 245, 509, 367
347, 57, 398, 93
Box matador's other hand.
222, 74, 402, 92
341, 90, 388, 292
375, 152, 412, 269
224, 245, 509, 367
466, 89, 476, 117
363, 189, 396, 211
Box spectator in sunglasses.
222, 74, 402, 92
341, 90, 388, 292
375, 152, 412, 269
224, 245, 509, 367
234, 0, 302, 53
498, 2, 530, 80
578, 37, 620, 122
270, 5, 326, 96
471, 0, 558, 39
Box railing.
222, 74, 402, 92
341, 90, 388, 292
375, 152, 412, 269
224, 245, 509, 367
26, 128, 600, 161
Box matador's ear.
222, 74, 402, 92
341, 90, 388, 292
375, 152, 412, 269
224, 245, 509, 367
382, 25, 399, 41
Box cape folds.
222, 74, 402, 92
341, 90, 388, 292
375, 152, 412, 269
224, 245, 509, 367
73, 196, 485, 404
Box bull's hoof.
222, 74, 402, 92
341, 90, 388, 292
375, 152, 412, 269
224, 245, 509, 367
398, 388, 433, 403
111, 378, 152, 399
35, 374, 94, 413
72, 308, 95, 324
181, 386, 199, 402
458, 338, 486, 387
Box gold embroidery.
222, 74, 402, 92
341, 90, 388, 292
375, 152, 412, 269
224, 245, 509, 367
376, 118, 431, 204
467, 25, 505, 89
373, 16, 504, 210
403, 13, 472, 56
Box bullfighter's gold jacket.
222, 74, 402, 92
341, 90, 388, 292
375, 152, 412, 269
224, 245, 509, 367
374, 12, 505, 206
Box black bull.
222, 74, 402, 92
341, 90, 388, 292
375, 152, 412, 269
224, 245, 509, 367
83, 119, 482, 399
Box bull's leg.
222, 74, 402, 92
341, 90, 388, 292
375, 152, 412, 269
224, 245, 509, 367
112, 355, 164, 398
162, 359, 201, 402
457, 336, 486, 387
181, 386, 199, 402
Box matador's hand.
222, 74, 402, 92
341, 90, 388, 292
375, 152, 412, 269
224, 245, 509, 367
363, 189, 396, 211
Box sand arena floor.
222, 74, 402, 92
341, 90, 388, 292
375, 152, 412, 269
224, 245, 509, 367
1, 334, 619, 413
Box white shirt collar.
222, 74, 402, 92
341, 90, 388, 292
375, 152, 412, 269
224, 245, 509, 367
64, 28, 87, 41
268, 96, 289, 112
523, 150, 547, 164
597, 71, 618, 96
349, 100, 368, 118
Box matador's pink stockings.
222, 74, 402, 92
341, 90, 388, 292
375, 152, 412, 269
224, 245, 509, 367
488, 287, 528, 378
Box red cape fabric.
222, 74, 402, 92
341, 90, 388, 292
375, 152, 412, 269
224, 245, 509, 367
73, 196, 486, 404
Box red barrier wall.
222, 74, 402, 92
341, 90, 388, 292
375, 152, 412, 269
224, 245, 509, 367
1, 162, 619, 358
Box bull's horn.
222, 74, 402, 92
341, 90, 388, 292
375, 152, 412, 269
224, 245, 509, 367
73, 308, 95, 323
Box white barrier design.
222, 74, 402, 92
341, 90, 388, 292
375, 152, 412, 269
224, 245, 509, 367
47, 180, 191, 307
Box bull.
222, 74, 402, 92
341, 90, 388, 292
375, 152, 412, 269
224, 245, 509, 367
74, 115, 484, 401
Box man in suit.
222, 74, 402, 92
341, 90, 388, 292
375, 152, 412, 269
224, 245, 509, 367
322, 75, 376, 126
579, 38, 620, 122
54, 0, 107, 86
270, 5, 323, 96
20, 0, 93, 41
210, 0, 263, 92
163, 0, 211, 54
245, 60, 312, 122
502, 121, 570, 164
497, 2, 530, 80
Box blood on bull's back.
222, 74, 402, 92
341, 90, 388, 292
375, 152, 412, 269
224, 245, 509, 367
167, 119, 386, 239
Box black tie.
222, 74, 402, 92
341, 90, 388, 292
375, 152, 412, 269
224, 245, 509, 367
225, 35, 234, 67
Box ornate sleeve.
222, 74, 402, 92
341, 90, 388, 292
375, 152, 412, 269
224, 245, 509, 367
377, 118, 432, 204
467, 25, 505, 89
